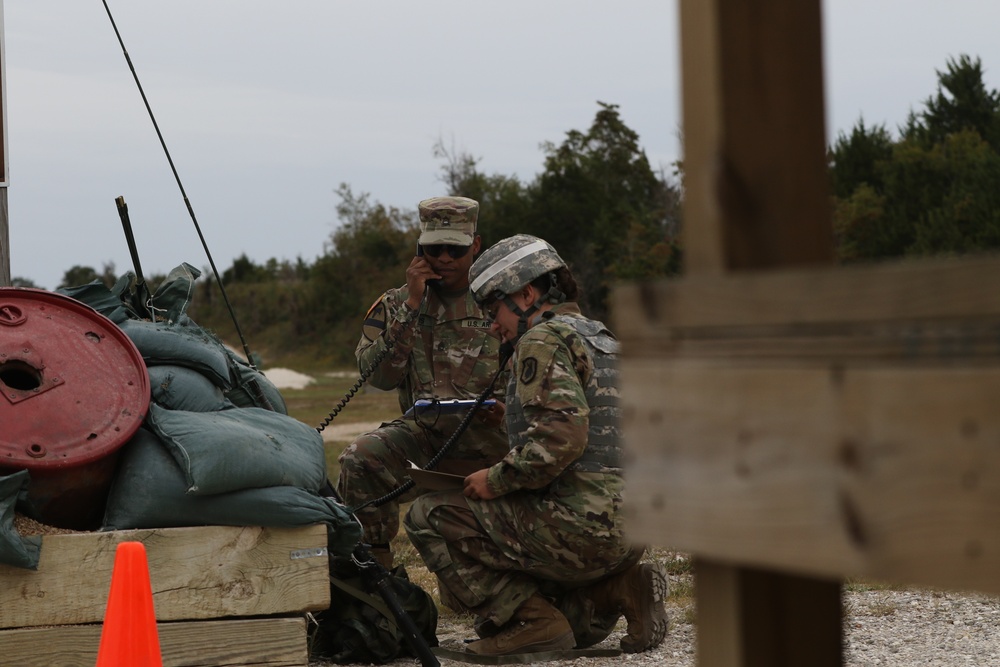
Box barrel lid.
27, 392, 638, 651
0, 287, 150, 470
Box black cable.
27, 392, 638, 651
316, 339, 393, 432
100, 0, 257, 368
350, 342, 513, 513
317, 290, 428, 432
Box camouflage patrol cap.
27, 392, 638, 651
417, 196, 478, 246
469, 234, 566, 305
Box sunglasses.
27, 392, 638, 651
420, 244, 472, 259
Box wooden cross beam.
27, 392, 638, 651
614, 0, 1000, 664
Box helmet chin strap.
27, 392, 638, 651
503, 274, 567, 342
500, 295, 535, 341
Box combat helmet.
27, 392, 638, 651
469, 234, 567, 337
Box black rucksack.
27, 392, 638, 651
309, 560, 439, 664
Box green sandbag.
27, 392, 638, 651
57, 281, 131, 324
0, 471, 42, 570
224, 352, 288, 414
146, 403, 327, 495
148, 364, 233, 412
102, 428, 361, 557
120, 319, 233, 389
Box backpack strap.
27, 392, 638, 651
329, 575, 399, 631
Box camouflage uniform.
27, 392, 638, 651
337, 198, 509, 548
404, 302, 640, 647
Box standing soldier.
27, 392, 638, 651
404, 234, 668, 656
337, 196, 509, 571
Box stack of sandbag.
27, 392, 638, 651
1, 263, 360, 567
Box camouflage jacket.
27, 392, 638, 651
356, 285, 507, 425
485, 302, 625, 535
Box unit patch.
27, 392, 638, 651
519, 357, 538, 385
362, 300, 387, 342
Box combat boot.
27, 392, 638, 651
466, 593, 575, 655
586, 561, 669, 653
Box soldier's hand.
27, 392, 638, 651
478, 401, 506, 428
463, 469, 497, 501
404, 256, 441, 310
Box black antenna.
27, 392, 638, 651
101, 0, 257, 368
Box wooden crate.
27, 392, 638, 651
0, 524, 330, 667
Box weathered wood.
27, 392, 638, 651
618, 255, 1000, 333
679, 0, 832, 274
0, 11, 8, 287
0, 188, 9, 286
663, 1, 839, 663
0, 616, 308, 667
622, 361, 1000, 595
0, 525, 330, 629
615, 257, 1000, 365
696, 560, 842, 667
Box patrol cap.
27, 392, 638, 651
417, 196, 478, 246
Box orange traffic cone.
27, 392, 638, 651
95, 541, 163, 667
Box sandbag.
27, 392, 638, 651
225, 353, 288, 414
57, 281, 131, 324
147, 262, 200, 325
102, 428, 361, 557
0, 471, 42, 570
146, 403, 326, 495
120, 319, 233, 389
148, 364, 232, 412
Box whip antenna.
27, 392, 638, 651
101, 0, 257, 368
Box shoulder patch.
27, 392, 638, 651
364, 292, 390, 320
519, 357, 538, 385
362, 298, 388, 342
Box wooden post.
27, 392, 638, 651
621, 0, 842, 664
0, 189, 9, 287
680, 0, 832, 274
616, 0, 1000, 665
0, 0, 10, 287
681, 1, 839, 664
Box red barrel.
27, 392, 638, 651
0, 287, 150, 530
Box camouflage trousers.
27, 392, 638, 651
337, 419, 507, 546
404, 489, 641, 646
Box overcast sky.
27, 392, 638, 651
3, 1, 1000, 290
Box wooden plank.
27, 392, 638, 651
622, 322, 1000, 364
0, 616, 308, 667
679, 0, 831, 274
696, 559, 842, 667
0, 188, 8, 286
622, 360, 1000, 595
615, 255, 1000, 334
0, 525, 330, 629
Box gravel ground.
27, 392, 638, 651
315, 582, 1000, 667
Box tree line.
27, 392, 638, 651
37, 56, 1000, 367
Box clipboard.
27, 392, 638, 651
403, 398, 496, 419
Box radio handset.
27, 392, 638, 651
416, 243, 441, 290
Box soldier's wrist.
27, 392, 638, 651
398, 300, 418, 323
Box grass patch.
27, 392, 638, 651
280, 368, 398, 484
282, 370, 399, 430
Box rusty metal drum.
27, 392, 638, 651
0, 287, 150, 530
